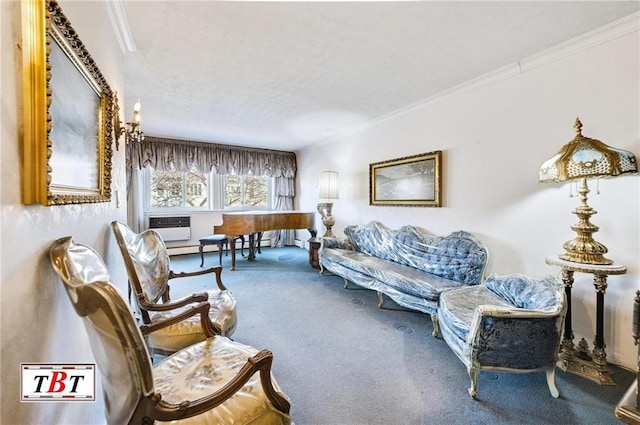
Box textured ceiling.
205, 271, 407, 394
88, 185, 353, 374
119, 1, 640, 151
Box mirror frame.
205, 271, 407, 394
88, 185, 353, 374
22, 0, 114, 205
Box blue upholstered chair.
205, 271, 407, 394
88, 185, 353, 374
437, 273, 566, 398
199, 235, 229, 267
199, 235, 248, 267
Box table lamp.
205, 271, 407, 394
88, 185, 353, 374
317, 171, 339, 237
539, 118, 637, 265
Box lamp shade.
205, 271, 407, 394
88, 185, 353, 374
539, 118, 637, 183
538, 118, 637, 265
319, 171, 339, 199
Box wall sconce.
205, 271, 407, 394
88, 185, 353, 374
317, 171, 339, 237
539, 118, 637, 264
113, 92, 144, 150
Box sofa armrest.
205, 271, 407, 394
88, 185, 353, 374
320, 237, 353, 251
469, 303, 566, 341
467, 303, 565, 369
475, 304, 564, 319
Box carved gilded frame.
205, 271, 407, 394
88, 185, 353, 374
369, 150, 442, 207
22, 0, 114, 205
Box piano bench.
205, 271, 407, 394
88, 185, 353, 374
199, 235, 229, 267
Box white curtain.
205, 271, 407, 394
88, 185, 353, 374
126, 167, 145, 232
271, 176, 296, 246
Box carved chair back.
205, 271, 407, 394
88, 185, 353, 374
49, 237, 153, 425
111, 221, 172, 322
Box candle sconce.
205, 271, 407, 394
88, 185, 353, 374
113, 92, 144, 150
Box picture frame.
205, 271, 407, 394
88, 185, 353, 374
369, 150, 442, 207
22, 0, 114, 205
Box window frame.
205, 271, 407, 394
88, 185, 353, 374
144, 168, 273, 213
223, 174, 272, 211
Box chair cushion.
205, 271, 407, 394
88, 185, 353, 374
200, 235, 228, 244
154, 336, 291, 425
438, 285, 513, 342
147, 289, 237, 353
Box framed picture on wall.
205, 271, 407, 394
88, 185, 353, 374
369, 150, 442, 207
21, 0, 115, 205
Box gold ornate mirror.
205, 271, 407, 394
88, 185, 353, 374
22, 0, 115, 205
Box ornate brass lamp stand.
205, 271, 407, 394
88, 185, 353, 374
540, 119, 637, 385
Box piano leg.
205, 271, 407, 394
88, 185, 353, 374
248, 233, 257, 261
229, 235, 237, 271
256, 232, 263, 254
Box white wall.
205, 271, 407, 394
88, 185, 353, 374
298, 22, 640, 370
1, 1, 127, 424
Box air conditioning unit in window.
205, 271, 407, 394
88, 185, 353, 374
148, 216, 191, 242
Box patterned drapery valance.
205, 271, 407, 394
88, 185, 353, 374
126, 136, 297, 178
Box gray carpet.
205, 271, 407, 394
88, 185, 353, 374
169, 246, 634, 425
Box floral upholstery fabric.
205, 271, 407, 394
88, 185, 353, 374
155, 336, 291, 425
148, 289, 237, 353
320, 221, 488, 317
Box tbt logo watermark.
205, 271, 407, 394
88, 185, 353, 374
21, 363, 96, 402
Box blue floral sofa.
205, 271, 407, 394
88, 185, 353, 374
319, 221, 488, 332
437, 273, 566, 398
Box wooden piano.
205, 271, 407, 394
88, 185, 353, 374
214, 211, 316, 270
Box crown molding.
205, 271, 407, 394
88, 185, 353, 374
519, 11, 639, 73
107, 0, 137, 53
318, 12, 640, 145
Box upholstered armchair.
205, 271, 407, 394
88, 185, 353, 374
49, 237, 291, 425
111, 221, 237, 355
437, 273, 566, 398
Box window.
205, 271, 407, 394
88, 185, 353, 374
224, 175, 269, 209
146, 168, 272, 211
150, 169, 209, 208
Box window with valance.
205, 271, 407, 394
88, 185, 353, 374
126, 136, 297, 178
125, 136, 297, 246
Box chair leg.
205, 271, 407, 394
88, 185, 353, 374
343, 278, 349, 289
468, 365, 479, 398
199, 243, 205, 267
378, 292, 385, 308
218, 242, 223, 265
546, 367, 560, 398
431, 314, 440, 338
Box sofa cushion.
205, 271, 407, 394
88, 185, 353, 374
344, 221, 395, 261
438, 285, 513, 342
392, 226, 487, 285
343, 222, 487, 286
484, 274, 561, 311
322, 248, 464, 301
